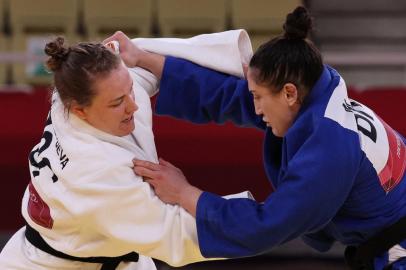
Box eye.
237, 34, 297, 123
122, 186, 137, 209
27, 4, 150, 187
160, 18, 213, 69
110, 99, 124, 108
250, 91, 260, 100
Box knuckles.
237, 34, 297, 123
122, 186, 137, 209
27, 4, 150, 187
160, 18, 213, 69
155, 173, 163, 181
115, 30, 124, 37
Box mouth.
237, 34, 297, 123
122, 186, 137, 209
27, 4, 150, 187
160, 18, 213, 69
262, 117, 270, 126
122, 115, 134, 124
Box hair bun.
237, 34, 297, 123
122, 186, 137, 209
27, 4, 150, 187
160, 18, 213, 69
45, 37, 70, 71
283, 6, 312, 40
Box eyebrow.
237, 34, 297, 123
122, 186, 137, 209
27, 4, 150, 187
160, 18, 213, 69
109, 81, 134, 104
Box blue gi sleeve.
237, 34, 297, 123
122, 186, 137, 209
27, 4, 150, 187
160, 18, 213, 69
156, 56, 265, 129
195, 119, 361, 258
301, 230, 336, 252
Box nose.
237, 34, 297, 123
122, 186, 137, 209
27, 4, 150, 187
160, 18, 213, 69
126, 94, 138, 114
254, 101, 262, 115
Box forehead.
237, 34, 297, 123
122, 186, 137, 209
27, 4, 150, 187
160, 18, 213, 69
247, 67, 284, 97
247, 68, 263, 86
247, 68, 269, 92
93, 64, 132, 96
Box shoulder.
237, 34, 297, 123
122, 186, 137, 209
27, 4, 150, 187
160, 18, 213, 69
128, 67, 158, 97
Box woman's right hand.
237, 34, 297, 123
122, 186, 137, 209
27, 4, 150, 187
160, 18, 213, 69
103, 31, 145, 68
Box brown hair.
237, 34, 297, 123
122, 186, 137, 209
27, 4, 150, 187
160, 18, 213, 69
44, 37, 121, 109
249, 6, 323, 102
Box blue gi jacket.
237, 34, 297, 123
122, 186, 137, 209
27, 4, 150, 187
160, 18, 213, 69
155, 56, 406, 266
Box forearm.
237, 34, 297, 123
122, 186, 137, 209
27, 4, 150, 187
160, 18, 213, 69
156, 57, 264, 128
138, 51, 165, 80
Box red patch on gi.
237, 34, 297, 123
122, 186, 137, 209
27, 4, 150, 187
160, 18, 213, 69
28, 181, 54, 229
378, 118, 406, 192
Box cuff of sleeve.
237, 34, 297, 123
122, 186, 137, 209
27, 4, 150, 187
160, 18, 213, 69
155, 56, 184, 116
196, 191, 227, 258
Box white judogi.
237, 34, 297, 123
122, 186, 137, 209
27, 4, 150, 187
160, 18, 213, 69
1, 68, 203, 269
0, 30, 253, 270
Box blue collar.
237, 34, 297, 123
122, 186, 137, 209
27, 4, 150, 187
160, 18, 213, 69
298, 65, 340, 114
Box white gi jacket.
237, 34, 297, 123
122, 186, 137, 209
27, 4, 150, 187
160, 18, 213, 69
0, 68, 204, 270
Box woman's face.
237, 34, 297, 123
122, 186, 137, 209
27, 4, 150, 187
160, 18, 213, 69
247, 68, 301, 137
72, 63, 138, 137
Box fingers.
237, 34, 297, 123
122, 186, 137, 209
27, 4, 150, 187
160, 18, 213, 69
133, 158, 183, 184
133, 166, 160, 179
159, 158, 183, 175
133, 159, 161, 171
104, 40, 119, 54
102, 31, 128, 45
133, 159, 163, 180
158, 158, 176, 168
143, 177, 157, 188
102, 32, 119, 45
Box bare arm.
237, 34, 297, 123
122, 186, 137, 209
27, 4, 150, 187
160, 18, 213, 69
103, 31, 165, 79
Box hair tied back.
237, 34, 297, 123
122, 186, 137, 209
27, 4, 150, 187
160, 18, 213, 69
45, 37, 70, 71
283, 6, 313, 40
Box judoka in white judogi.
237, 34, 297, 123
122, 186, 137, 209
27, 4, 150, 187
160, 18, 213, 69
0, 30, 252, 270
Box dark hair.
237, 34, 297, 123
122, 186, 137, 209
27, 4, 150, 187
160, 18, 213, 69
45, 37, 120, 109
249, 6, 323, 102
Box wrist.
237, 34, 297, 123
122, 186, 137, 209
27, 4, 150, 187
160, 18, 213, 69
137, 52, 165, 79
179, 185, 202, 217
137, 50, 149, 68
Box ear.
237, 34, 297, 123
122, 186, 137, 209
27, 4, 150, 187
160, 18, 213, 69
282, 83, 298, 106
70, 101, 88, 120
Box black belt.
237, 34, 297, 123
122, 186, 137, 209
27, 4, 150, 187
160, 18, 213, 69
25, 224, 139, 270
345, 215, 406, 270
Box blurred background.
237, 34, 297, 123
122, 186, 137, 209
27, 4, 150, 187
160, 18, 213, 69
1, 0, 406, 269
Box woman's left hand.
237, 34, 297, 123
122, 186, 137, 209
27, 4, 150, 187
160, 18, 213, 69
133, 158, 202, 215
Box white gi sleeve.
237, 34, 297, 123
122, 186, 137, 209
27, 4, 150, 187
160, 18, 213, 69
128, 67, 159, 97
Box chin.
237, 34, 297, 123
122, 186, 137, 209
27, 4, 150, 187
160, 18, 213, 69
121, 124, 135, 136
113, 118, 135, 136
271, 128, 284, 138
118, 129, 133, 137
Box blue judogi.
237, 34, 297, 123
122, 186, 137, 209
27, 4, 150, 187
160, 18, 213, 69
155, 56, 406, 268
